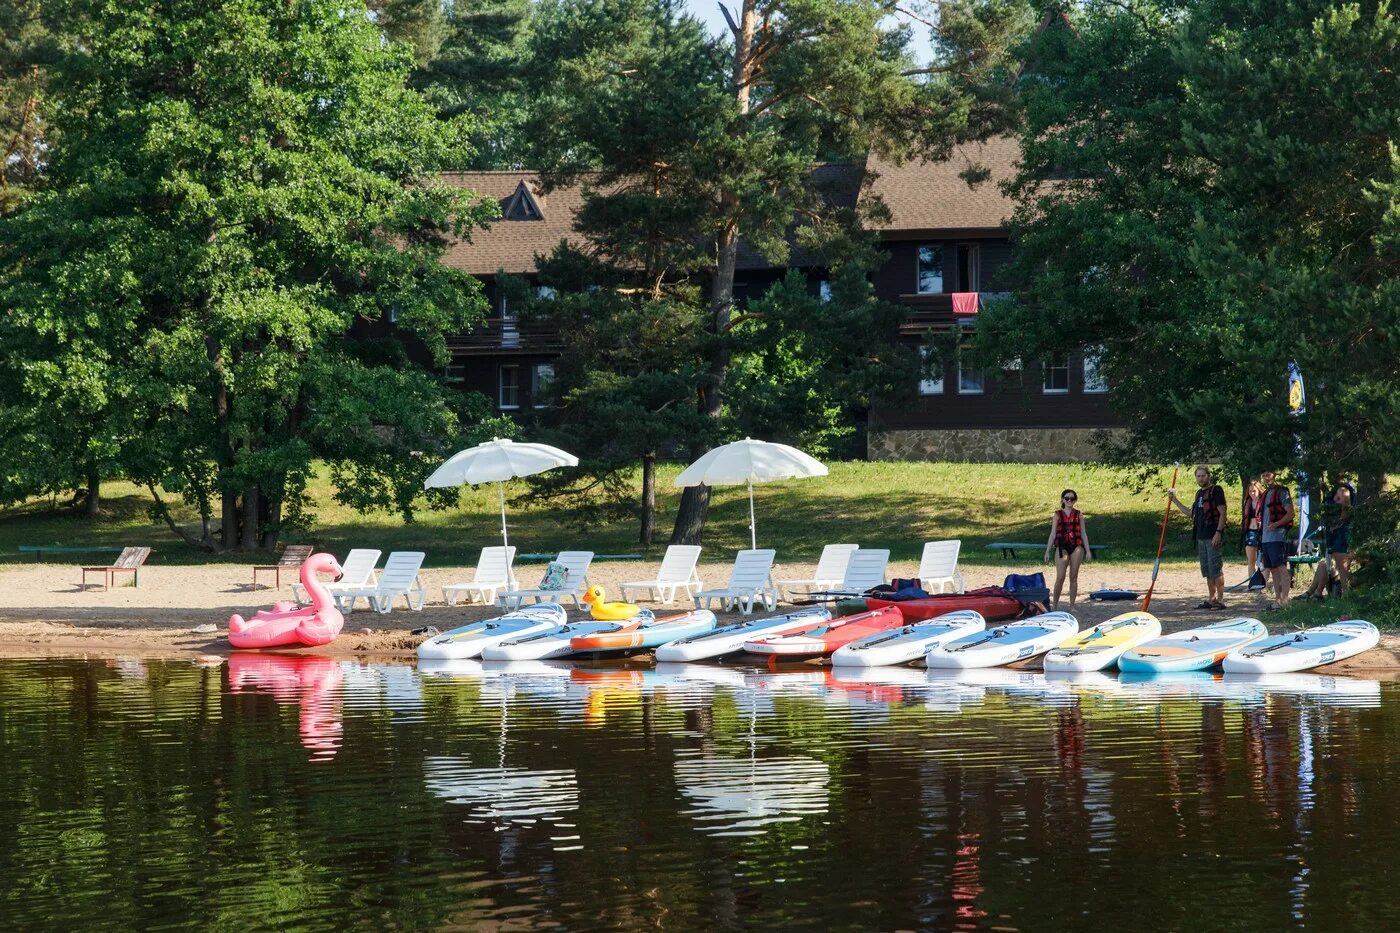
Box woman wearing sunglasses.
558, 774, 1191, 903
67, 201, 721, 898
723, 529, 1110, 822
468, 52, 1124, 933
1044, 489, 1092, 609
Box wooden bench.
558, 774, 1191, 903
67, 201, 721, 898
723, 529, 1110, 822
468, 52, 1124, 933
81, 546, 152, 591
19, 544, 124, 561
986, 542, 1110, 560
253, 544, 314, 589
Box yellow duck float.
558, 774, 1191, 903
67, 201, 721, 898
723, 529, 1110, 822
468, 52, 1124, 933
582, 585, 642, 621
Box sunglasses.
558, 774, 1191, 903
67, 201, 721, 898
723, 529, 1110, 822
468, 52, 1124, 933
1063, 496, 1077, 502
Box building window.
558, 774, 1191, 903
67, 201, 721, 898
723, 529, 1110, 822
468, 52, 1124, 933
498, 364, 521, 410
499, 293, 519, 348
818, 279, 832, 303
1043, 354, 1070, 394
531, 363, 555, 408
917, 245, 944, 294
918, 349, 944, 395
1083, 346, 1109, 393
535, 285, 557, 300
956, 243, 980, 291
958, 364, 984, 395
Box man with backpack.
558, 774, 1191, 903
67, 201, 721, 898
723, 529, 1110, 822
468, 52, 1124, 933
1258, 468, 1296, 609
1168, 465, 1228, 610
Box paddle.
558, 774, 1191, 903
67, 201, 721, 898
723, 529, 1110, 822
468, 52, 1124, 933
1141, 464, 1180, 612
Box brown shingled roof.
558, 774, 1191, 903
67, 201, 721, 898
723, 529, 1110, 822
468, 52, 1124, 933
864, 136, 1019, 234
438, 171, 597, 276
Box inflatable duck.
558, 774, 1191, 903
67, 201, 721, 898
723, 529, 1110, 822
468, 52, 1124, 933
229, 552, 345, 649
581, 585, 642, 621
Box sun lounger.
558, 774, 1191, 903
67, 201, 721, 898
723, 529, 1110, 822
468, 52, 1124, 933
333, 551, 428, 614
838, 548, 890, 595
619, 545, 703, 604
294, 548, 381, 605
252, 544, 314, 589
777, 543, 858, 600
918, 540, 966, 594
498, 551, 594, 610
693, 549, 778, 615
80, 546, 152, 591
441, 546, 518, 606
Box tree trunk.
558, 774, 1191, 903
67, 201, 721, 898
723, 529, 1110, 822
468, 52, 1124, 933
241, 484, 260, 551
261, 490, 282, 550
84, 470, 100, 518
640, 452, 656, 546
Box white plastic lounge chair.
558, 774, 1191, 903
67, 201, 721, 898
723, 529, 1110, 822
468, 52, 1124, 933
333, 551, 428, 614
692, 549, 778, 615
497, 550, 594, 610
777, 543, 858, 600
837, 548, 890, 595
294, 548, 380, 606
441, 546, 518, 606
918, 540, 966, 594
619, 545, 703, 605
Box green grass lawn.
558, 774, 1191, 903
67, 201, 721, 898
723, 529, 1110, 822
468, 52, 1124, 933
1, 461, 1201, 568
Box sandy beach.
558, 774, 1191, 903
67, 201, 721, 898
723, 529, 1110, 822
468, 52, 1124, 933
1, 556, 1395, 670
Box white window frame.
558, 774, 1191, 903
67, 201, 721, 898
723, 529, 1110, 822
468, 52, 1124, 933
1083, 346, 1109, 393
1043, 354, 1070, 395
498, 364, 521, 410
957, 363, 984, 395
531, 363, 555, 408
918, 348, 944, 396
916, 244, 944, 295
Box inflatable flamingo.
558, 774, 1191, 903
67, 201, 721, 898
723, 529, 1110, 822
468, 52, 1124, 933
229, 552, 345, 649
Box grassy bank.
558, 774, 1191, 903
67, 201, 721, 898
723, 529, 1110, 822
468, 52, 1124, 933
1, 461, 1198, 567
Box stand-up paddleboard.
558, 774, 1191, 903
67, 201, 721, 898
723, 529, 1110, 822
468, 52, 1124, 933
1118, 617, 1267, 673
831, 610, 986, 668
868, 588, 1025, 624
1043, 611, 1161, 672
655, 607, 831, 662
570, 609, 716, 656
743, 606, 905, 660
482, 618, 629, 661
1222, 620, 1379, 673
924, 612, 1079, 669
417, 604, 568, 660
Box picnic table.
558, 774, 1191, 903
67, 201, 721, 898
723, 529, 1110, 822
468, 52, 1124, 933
986, 542, 1110, 560
19, 544, 124, 561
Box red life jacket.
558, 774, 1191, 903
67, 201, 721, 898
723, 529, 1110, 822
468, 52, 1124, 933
1263, 486, 1292, 529
1054, 508, 1084, 551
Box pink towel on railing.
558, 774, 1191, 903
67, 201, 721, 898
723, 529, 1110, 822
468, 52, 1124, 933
951, 292, 980, 316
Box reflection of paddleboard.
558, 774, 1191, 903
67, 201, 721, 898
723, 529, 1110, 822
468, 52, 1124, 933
1119, 618, 1267, 673
1114, 670, 1260, 703
831, 610, 985, 668
1224, 672, 1383, 707
925, 612, 1079, 669
656, 608, 831, 662
1044, 612, 1161, 672
417, 657, 486, 678
570, 609, 716, 655
418, 604, 568, 660
1222, 620, 1379, 673
652, 662, 750, 687
743, 607, 905, 659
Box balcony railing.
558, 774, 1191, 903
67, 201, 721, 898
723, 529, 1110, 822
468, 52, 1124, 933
447, 316, 567, 355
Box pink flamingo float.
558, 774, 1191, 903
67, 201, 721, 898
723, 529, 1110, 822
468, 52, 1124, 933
229, 552, 345, 649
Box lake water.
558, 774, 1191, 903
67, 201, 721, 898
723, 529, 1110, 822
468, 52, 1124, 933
1, 656, 1397, 931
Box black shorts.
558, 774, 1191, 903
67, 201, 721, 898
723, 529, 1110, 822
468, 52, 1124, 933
1327, 527, 1351, 554
1261, 541, 1288, 569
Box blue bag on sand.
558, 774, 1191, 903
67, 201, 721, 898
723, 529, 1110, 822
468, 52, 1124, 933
1003, 572, 1046, 592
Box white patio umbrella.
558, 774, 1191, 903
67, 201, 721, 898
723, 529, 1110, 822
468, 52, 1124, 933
424, 438, 578, 548
673, 438, 828, 550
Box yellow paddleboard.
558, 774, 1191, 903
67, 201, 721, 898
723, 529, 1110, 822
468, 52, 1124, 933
1042, 612, 1162, 672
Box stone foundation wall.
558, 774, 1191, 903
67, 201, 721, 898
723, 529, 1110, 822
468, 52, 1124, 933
868, 427, 1121, 463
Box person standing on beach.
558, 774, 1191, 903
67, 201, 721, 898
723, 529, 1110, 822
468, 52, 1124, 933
1325, 472, 1356, 594
1241, 478, 1264, 583
1257, 468, 1295, 609
1168, 465, 1228, 609
1044, 489, 1092, 609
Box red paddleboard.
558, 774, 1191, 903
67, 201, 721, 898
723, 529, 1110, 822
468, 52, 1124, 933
867, 588, 1025, 624
743, 606, 905, 659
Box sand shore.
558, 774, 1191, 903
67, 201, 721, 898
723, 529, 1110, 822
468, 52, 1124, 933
2, 557, 1395, 671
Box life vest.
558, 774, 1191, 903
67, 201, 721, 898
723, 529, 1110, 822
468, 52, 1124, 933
1054, 508, 1084, 551
1263, 486, 1292, 529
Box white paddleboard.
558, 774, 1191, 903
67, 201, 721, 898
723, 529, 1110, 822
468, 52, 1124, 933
831, 610, 986, 667
417, 604, 568, 660
654, 607, 831, 662
482, 618, 627, 661
1043, 611, 1162, 672
1118, 617, 1267, 673
1222, 620, 1379, 673
924, 612, 1079, 669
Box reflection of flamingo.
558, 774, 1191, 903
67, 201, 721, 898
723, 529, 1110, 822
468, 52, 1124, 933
227, 653, 344, 761
229, 553, 344, 648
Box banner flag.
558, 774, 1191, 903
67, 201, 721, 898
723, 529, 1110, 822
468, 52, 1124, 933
1287, 361, 1309, 548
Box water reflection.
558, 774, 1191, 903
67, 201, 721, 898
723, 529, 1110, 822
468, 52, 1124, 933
2, 656, 1399, 930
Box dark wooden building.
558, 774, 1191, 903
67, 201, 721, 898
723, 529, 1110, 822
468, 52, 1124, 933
433, 138, 1120, 462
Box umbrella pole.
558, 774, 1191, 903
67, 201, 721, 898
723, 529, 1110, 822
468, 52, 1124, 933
498, 480, 509, 549
748, 479, 757, 551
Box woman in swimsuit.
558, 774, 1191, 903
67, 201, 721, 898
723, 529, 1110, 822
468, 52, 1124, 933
1241, 478, 1264, 581
1044, 488, 1092, 609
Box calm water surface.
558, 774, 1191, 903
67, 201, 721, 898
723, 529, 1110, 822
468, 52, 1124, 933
1, 656, 1398, 930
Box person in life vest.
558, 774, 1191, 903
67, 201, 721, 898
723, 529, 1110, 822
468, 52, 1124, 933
1256, 468, 1295, 609
1168, 465, 1229, 610
1241, 478, 1265, 583
1043, 488, 1092, 609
